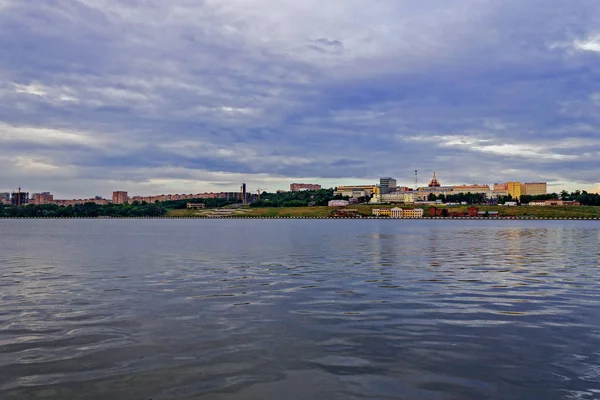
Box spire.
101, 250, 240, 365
428, 171, 441, 187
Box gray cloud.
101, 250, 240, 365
0, 0, 599, 197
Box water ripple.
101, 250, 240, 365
0, 220, 599, 399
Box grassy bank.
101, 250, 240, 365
166, 205, 600, 219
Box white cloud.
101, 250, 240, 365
405, 134, 582, 161
13, 83, 79, 104
574, 35, 600, 53
0, 123, 99, 147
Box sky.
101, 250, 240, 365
1, 0, 600, 198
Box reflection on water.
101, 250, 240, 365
1, 220, 600, 399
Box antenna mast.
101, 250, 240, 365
414, 170, 418, 190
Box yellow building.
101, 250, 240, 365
507, 182, 522, 199
372, 208, 391, 216
403, 208, 424, 218
523, 182, 547, 196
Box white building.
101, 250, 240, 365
373, 207, 424, 218
528, 201, 547, 206
390, 207, 403, 218
381, 192, 415, 204
328, 200, 350, 207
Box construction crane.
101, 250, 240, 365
256, 188, 267, 200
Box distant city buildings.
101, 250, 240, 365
1, 174, 553, 209
290, 183, 321, 192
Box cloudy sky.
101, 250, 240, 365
1, 0, 599, 198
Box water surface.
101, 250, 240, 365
1, 219, 600, 399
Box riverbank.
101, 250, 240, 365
2, 205, 599, 220
166, 204, 600, 219
1, 216, 599, 220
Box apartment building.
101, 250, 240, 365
523, 182, 547, 196
33, 192, 54, 205
112, 191, 129, 205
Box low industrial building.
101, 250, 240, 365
328, 200, 350, 207
335, 185, 379, 197
186, 203, 206, 209
451, 184, 491, 195
544, 200, 580, 206
290, 183, 321, 192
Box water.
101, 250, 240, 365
1, 219, 600, 399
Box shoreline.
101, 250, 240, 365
1, 216, 599, 220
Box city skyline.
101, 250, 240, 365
0, 173, 592, 201
1, 1, 600, 197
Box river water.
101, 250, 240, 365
1, 219, 600, 399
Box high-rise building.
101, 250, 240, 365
11, 190, 29, 206
290, 183, 322, 192
507, 182, 523, 199
523, 182, 547, 196
242, 183, 247, 204
379, 177, 397, 194
33, 192, 54, 205
112, 191, 129, 204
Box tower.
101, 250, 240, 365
428, 172, 441, 187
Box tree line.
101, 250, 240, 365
250, 189, 342, 208
559, 190, 600, 206
427, 191, 600, 206
0, 202, 168, 218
